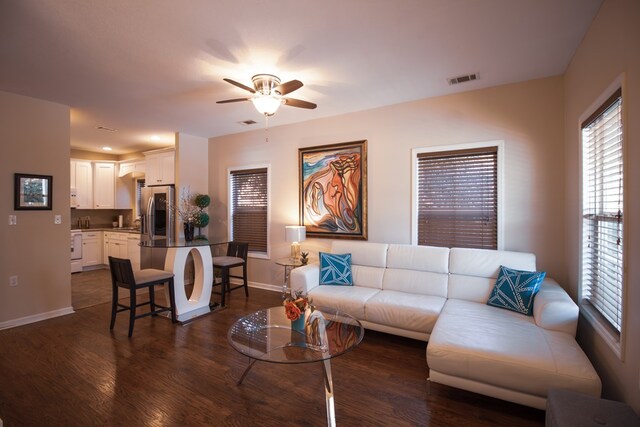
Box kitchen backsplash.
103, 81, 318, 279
71, 209, 134, 229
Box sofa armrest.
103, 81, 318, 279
533, 278, 579, 336
290, 263, 320, 294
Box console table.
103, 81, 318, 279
139, 238, 213, 322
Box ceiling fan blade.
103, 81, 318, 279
216, 98, 251, 104
223, 78, 256, 94
283, 97, 317, 109
275, 80, 303, 95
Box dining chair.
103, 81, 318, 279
211, 242, 249, 306
108, 256, 177, 337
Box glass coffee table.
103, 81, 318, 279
228, 306, 364, 427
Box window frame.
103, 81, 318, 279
411, 140, 505, 249
578, 75, 626, 360
227, 164, 271, 260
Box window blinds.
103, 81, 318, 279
581, 88, 623, 334
230, 168, 268, 253
417, 147, 497, 249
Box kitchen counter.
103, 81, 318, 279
78, 227, 141, 234
139, 237, 211, 248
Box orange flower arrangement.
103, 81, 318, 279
283, 291, 313, 321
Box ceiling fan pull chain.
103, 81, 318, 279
264, 113, 269, 143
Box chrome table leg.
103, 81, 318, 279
321, 358, 336, 427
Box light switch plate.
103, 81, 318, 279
54, 215, 62, 225
8, 215, 16, 225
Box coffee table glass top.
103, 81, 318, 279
228, 306, 364, 364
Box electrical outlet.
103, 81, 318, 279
9, 276, 18, 287
8, 215, 17, 225
54, 215, 62, 225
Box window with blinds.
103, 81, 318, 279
230, 167, 269, 254
581, 88, 624, 335
416, 146, 498, 249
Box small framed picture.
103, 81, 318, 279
14, 173, 53, 210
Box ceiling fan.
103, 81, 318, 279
217, 74, 317, 116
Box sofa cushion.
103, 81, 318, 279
309, 285, 380, 319
382, 268, 448, 297
427, 299, 601, 399
352, 265, 385, 289
365, 290, 446, 333
487, 266, 546, 315
331, 241, 388, 268
448, 248, 537, 302
319, 252, 353, 286
449, 248, 537, 277
386, 244, 450, 273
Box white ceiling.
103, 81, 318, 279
0, 0, 602, 154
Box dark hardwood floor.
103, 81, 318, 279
1, 285, 544, 426
71, 269, 113, 309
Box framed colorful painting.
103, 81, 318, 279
298, 140, 367, 240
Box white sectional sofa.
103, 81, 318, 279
290, 240, 601, 410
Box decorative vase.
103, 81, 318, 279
291, 311, 306, 331
183, 222, 195, 241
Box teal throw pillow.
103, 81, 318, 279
319, 252, 353, 286
486, 265, 546, 316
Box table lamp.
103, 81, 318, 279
285, 225, 306, 261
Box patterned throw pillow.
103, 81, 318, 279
319, 252, 353, 286
486, 265, 546, 316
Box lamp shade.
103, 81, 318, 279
285, 225, 306, 243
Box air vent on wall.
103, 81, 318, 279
96, 126, 118, 132
238, 120, 257, 126
447, 73, 479, 85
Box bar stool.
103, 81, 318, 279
108, 256, 177, 337
211, 242, 249, 306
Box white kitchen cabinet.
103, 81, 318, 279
127, 234, 141, 270
118, 160, 145, 177
104, 232, 128, 262
145, 149, 174, 185
93, 162, 116, 209
82, 231, 103, 267
70, 160, 93, 209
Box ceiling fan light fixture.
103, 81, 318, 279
251, 94, 282, 116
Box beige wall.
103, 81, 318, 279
175, 132, 209, 238
208, 76, 566, 288
0, 91, 72, 326
564, 0, 640, 413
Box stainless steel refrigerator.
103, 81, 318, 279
140, 185, 175, 269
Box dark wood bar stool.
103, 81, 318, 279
211, 242, 249, 306
108, 256, 177, 337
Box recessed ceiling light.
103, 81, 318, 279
150, 135, 161, 141
102, 146, 113, 151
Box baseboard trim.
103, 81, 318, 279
226, 277, 280, 293
248, 281, 280, 293
0, 306, 75, 330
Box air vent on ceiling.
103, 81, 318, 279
238, 120, 257, 126
96, 126, 118, 132
447, 73, 479, 85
